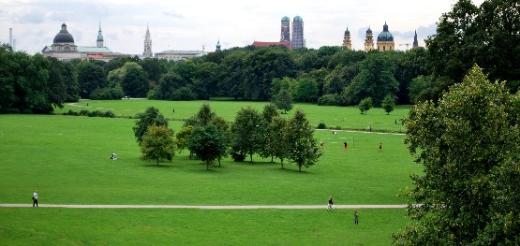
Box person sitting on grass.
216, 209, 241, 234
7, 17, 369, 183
328, 196, 334, 210
110, 152, 118, 160
378, 142, 382, 151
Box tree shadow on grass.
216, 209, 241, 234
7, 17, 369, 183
274, 166, 315, 175
142, 163, 175, 168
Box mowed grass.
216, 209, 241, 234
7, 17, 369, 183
56, 100, 410, 132
0, 115, 420, 205
0, 208, 406, 245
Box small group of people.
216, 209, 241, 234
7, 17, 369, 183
328, 196, 360, 225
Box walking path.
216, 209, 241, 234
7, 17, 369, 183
315, 128, 405, 136
0, 204, 408, 209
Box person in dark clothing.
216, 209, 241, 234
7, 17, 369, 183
344, 142, 348, 151
328, 196, 334, 210
379, 142, 383, 151
32, 192, 39, 208
354, 210, 359, 224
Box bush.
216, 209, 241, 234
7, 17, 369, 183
358, 97, 373, 114
63, 109, 115, 118
317, 94, 340, 105
79, 109, 89, 116
89, 86, 124, 100
317, 122, 327, 129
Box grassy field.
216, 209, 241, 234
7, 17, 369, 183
0, 115, 420, 205
0, 208, 406, 245
55, 100, 410, 132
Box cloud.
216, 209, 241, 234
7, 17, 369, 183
163, 11, 184, 19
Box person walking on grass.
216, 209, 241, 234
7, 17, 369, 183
328, 196, 334, 210
354, 209, 359, 224
32, 191, 39, 208
378, 142, 383, 151
344, 142, 348, 151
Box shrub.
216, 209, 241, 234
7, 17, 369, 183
317, 122, 327, 129
317, 94, 339, 105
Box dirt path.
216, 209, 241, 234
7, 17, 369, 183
0, 204, 407, 209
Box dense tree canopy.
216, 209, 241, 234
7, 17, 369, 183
395, 65, 520, 244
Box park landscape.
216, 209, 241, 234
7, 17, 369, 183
0, 101, 418, 245
1, 0, 519, 245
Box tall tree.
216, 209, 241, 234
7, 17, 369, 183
77, 61, 106, 98
231, 107, 264, 163
269, 116, 289, 168
141, 125, 175, 165
188, 124, 227, 170
260, 104, 279, 162
285, 110, 321, 172
381, 94, 395, 115
394, 65, 520, 244
120, 62, 149, 97
133, 107, 168, 144
273, 89, 293, 114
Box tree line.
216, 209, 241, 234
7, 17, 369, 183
134, 104, 321, 172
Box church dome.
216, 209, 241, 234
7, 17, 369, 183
53, 23, 75, 44
366, 27, 373, 34
377, 22, 394, 42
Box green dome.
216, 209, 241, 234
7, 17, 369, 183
377, 22, 394, 42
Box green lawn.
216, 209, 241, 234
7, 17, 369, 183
55, 100, 410, 132
0, 208, 406, 245
0, 115, 420, 205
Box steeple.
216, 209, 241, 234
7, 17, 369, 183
96, 22, 104, 48
342, 27, 352, 50
413, 30, 419, 48
143, 25, 152, 58
216, 40, 221, 52
364, 26, 374, 51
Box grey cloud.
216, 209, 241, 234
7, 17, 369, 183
163, 11, 184, 19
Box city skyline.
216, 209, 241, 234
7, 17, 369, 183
0, 0, 485, 54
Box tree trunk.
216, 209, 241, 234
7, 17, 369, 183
280, 158, 284, 169
298, 164, 302, 172
206, 161, 210, 170
250, 150, 253, 164
271, 155, 274, 163
189, 151, 193, 160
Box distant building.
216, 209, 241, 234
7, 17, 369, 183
252, 41, 291, 49
280, 16, 291, 43
413, 30, 419, 48
143, 25, 153, 58
42, 23, 128, 61
364, 27, 375, 51
376, 22, 395, 51
342, 27, 352, 50
216, 40, 222, 52
291, 16, 304, 49
155, 50, 207, 61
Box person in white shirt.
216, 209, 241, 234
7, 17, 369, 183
32, 192, 39, 208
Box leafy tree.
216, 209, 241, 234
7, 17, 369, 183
260, 104, 279, 162
175, 125, 193, 158
269, 117, 289, 168
120, 62, 149, 97
381, 94, 395, 115
151, 72, 185, 100
358, 97, 373, 114
139, 58, 167, 83
394, 65, 520, 245
294, 78, 319, 102
342, 53, 398, 105
188, 124, 227, 170
77, 61, 106, 98
273, 89, 293, 114
133, 107, 168, 144
285, 110, 321, 172
231, 107, 264, 163
141, 125, 175, 165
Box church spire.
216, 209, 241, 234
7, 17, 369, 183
413, 30, 419, 48
143, 25, 152, 58
96, 22, 104, 48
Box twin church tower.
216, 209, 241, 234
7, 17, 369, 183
280, 16, 305, 49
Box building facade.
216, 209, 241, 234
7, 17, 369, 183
376, 22, 395, 51
42, 23, 128, 61
291, 16, 304, 49
155, 50, 207, 61
342, 27, 352, 50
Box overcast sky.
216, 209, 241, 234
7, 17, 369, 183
0, 0, 485, 54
